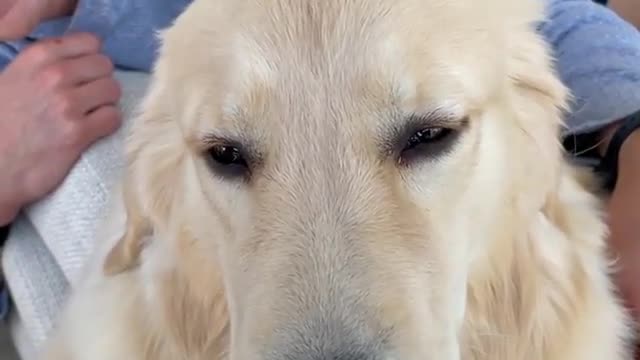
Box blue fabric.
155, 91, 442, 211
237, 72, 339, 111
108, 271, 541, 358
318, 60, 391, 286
0, 0, 638, 134
0, 0, 190, 72
0, 42, 16, 70
0, 225, 9, 321
540, 0, 640, 136
0, 286, 9, 321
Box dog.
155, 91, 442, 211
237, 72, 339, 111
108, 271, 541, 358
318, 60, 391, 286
40, 0, 635, 359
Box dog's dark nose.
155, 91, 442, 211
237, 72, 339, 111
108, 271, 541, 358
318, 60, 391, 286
265, 320, 386, 360
269, 348, 381, 360
300, 351, 377, 360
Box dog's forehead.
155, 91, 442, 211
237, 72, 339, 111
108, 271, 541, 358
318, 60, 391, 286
228, 1, 507, 94
164, 0, 518, 138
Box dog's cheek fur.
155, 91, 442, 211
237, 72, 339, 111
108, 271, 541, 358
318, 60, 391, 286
460, 21, 633, 360
110, 57, 232, 358
142, 229, 230, 359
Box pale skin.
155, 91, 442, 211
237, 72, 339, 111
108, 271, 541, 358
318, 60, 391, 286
609, 0, 640, 29
599, 126, 640, 330
0, 0, 639, 342
0, 0, 121, 224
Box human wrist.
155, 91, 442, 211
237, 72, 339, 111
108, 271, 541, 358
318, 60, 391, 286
46, 0, 79, 19
0, 171, 25, 226
617, 129, 640, 179
598, 121, 622, 157
595, 111, 640, 190
0, 198, 20, 227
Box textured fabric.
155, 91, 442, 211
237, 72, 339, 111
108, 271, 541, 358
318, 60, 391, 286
0, 0, 638, 134
1, 71, 150, 358
2, 218, 68, 356
540, 0, 640, 136
8, 313, 37, 360
0, 0, 190, 72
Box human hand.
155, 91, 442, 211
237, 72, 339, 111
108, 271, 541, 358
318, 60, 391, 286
0, 33, 121, 225
602, 128, 640, 328
0, 0, 78, 40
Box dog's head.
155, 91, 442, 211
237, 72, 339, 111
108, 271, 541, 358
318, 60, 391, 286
107, 0, 569, 358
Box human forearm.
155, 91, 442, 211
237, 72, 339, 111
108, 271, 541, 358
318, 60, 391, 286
44, 0, 78, 20
609, 0, 640, 29
0, 156, 23, 226
0, 39, 20, 226
0, 193, 20, 226
598, 119, 640, 157
618, 130, 640, 173
605, 127, 640, 320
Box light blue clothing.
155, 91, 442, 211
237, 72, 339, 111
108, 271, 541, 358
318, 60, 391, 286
0, 0, 639, 135
0, 0, 191, 71
541, 0, 640, 135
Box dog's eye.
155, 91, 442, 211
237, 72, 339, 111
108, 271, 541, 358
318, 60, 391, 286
400, 127, 456, 162
206, 144, 249, 178
210, 145, 244, 165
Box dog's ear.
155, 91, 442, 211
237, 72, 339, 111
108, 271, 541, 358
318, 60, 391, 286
103, 181, 151, 275
502, 8, 571, 212
102, 61, 187, 276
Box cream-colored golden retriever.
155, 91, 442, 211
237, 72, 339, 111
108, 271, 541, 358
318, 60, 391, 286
41, 0, 635, 359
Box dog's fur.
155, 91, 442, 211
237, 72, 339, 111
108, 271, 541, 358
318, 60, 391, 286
41, 0, 635, 359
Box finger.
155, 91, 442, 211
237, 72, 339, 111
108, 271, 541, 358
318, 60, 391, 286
70, 76, 121, 114
53, 53, 115, 87
0, 2, 14, 17
13, 33, 101, 71
77, 105, 122, 148
0, 3, 40, 40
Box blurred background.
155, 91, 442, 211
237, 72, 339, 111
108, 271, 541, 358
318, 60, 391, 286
1, 323, 18, 359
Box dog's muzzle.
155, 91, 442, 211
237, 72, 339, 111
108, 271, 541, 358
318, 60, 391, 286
262, 316, 388, 360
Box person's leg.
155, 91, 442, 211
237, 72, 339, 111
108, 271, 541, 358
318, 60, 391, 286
1, 70, 150, 357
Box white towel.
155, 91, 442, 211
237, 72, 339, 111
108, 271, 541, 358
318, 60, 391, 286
1, 71, 150, 359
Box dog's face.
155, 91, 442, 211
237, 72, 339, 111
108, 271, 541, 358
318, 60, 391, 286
121, 0, 567, 359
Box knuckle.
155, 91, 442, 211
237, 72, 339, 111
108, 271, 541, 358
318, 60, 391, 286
100, 105, 121, 121
24, 43, 54, 64
80, 33, 102, 50
107, 106, 122, 122
59, 120, 84, 148
106, 78, 122, 100
97, 106, 122, 132
92, 34, 102, 47
51, 92, 75, 117
95, 54, 114, 72
93, 77, 121, 102
39, 65, 67, 88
